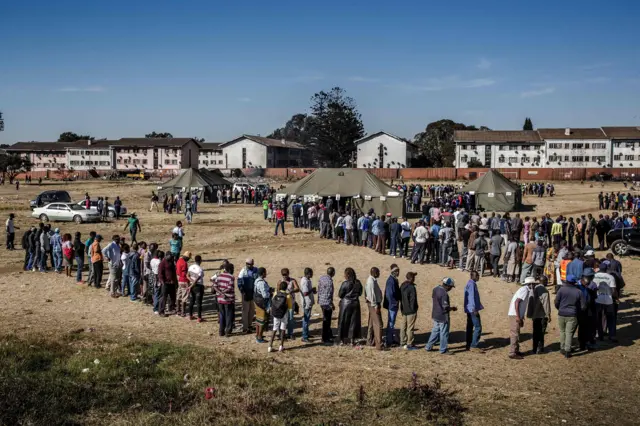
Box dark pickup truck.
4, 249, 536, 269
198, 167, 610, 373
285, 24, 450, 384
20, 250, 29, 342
606, 227, 640, 256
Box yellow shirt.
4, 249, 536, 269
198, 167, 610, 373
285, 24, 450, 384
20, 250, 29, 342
551, 222, 562, 236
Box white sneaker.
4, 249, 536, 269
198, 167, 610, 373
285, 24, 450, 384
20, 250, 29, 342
403, 344, 408, 350
278, 345, 284, 352
267, 346, 273, 353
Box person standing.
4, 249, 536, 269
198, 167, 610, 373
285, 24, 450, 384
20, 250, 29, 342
299, 267, 316, 343
6, 213, 19, 250
187, 255, 205, 322
528, 276, 551, 354
317, 267, 335, 345
253, 267, 271, 343
127, 243, 142, 302
399, 217, 411, 259
176, 251, 191, 316
90, 235, 104, 288
411, 220, 428, 264
472, 231, 488, 275
150, 250, 163, 314
50, 228, 63, 273
594, 262, 618, 343
268, 281, 293, 353
102, 235, 122, 297
508, 277, 534, 360
337, 267, 363, 346
400, 271, 419, 350
425, 278, 457, 355
520, 238, 537, 283
113, 196, 122, 219
554, 274, 586, 358
464, 271, 484, 352
212, 262, 236, 336
124, 213, 141, 244
21, 227, 32, 270
238, 258, 258, 333
84, 231, 96, 286
365, 267, 384, 350
274, 206, 286, 236
158, 253, 178, 316
383, 265, 401, 347
150, 191, 159, 212
489, 232, 503, 277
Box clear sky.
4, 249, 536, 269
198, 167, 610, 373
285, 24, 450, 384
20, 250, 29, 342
1, 0, 639, 144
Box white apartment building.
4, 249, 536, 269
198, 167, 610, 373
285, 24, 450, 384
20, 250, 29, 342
220, 135, 312, 169
454, 130, 544, 168
199, 143, 225, 169
355, 131, 416, 168
603, 126, 640, 169
537, 128, 610, 168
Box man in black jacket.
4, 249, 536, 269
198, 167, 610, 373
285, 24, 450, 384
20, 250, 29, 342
400, 271, 419, 350
21, 228, 32, 270
383, 264, 401, 347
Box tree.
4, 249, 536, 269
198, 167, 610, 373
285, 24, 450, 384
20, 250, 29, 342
523, 117, 534, 131
55, 164, 75, 180
267, 113, 314, 145
413, 119, 480, 167
145, 132, 173, 138
466, 158, 484, 167
0, 153, 33, 180
193, 137, 205, 143
58, 132, 92, 142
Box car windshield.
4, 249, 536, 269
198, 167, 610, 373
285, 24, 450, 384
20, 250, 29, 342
69, 204, 85, 211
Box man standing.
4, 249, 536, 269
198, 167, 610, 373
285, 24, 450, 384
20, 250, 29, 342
400, 271, 419, 350
520, 238, 537, 283
528, 276, 551, 354
383, 264, 401, 347
411, 220, 428, 264
425, 278, 456, 355
158, 253, 178, 316
274, 206, 285, 236
175, 251, 191, 317
365, 267, 384, 350
85, 231, 96, 286
554, 274, 585, 358
237, 258, 258, 333
299, 267, 316, 343
489, 231, 503, 277
473, 230, 488, 275
594, 261, 618, 343
464, 271, 484, 353
212, 262, 236, 335
102, 235, 122, 297
317, 267, 335, 345
124, 213, 141, 244
508, 277, 534, 360
90, 235, 104, 288
6, 213, 19, 250
399, 217, 411, 259
389, 218, 401, 258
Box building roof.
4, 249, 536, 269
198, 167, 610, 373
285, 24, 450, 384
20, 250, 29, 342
601, 126, 640, 139
8, 142, 71, 151
222, 135, 307, 150
454, 130, 542, 143
354, 131, 416, 147
537, 128, 607, 140
7, 138, 201, 151
200, 142, 223, 150
113, 138, 201, 148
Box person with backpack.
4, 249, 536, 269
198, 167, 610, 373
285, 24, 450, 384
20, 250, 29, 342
238, 258, 258, 333
253, 267, 271, 343
278, 268, 299, 340
268, 280, 293, 353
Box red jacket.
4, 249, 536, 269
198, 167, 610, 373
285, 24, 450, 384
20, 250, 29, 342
176, 257, 188, 283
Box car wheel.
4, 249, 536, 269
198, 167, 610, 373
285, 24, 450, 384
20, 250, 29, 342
39, 214, 49, 222
611, 240, 629, 256
73, 215, 83, 224
108, 210, 115, 218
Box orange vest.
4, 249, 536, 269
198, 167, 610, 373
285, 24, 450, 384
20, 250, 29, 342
560, 259, 570, 281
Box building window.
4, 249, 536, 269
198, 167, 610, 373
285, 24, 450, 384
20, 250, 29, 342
592, 143, 607, 149
520, 145, 530, 151
142, 159, 148, 165
460, 144, 467, 150
218, 160, 223, 165
564, 143, 570, 149
498, 145, 506, 151
461, 155, 468, 163
571, 156, 584, 162
70, 161, 79, 166
117, 159, 122, 164
508, 157, 518, 163
164, 159, 170, 165
572, 143, 584, 149
625, 142, 635, 148
585, 156, 590, 162
498, 155, 506, 163
585, 143, 590, 149
614, 154, 622, 161
99, 161, 110, 166
548, 143, 561, 149
521, 157, 530, 163
100, 151, 109, 155
242, 148, 247, 168
508, 145, 517, 151
171, 160, 177, 165
625, 155, 635, 161
594, 156, 605, 162
564, 156, 569, 162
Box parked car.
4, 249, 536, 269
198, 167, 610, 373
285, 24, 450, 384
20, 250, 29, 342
232, 182, 253, 192
606, 228, 640, 256
76, 200, 128, 218
589, 172, 613, 182
29, 190, 72, 210
32, 203, 102, 224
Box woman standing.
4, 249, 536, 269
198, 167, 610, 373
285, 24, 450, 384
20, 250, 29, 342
544, 244, 558, 287
523, 216, 531, 244
62, 233, 73, 278
337, 267, 363, 346
72, 232, 84, 284
278, 268, 299, 340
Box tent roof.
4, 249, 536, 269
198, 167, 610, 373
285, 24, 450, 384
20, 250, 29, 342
279, 168, 400, 198
199, 168, 232, 186
463, 169, 519, 193
160, 168, 212, 189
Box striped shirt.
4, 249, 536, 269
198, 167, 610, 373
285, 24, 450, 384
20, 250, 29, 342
213, 272, 235, 305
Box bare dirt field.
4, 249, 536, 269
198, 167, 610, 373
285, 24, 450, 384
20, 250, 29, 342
1, 178, 639, 425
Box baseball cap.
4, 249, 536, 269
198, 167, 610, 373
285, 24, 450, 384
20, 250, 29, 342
182, 251, 192, 258
95, 234, 103, 241
565, 274, 578, 284
524, 277, 536, 285
246, 258, 254, 265
585, 250, 595, 256
442, 277, 455, 287
582, 268, 595, 277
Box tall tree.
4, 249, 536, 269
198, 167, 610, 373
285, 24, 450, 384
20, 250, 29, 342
523, 117, 534, 131
58, 132, 92, 142
413, 119, 479, 167
0, 153, 33, 180
267, 113, 314, 145
145, 132, 173, 138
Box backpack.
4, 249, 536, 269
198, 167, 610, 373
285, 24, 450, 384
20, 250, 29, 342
254, 291, 267, 310
271, 292, 288, 319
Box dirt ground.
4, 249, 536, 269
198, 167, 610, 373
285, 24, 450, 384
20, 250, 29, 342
1, 178, 639, 425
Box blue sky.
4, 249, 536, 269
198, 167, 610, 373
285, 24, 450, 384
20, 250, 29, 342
1, 0, 639, 144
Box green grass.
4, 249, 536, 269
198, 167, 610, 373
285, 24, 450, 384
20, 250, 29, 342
0, 333, 466, 425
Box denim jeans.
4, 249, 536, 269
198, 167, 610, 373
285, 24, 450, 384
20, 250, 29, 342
386, 309, 398, 344
121, 273, 130, 296
400, 237, 410, 257
75, 256, 84, 282
389, 236, 398, 256
466, 313, 482, 349
153, 284, 162, 312
287, 308, 295, 338
129, 276, 140, 301
40, 250, 48, 271
27, 251, 36, 270
275, 219, 285, 235
53, 250, 62, 271
302, 308, 312, 339
426, 320, 450, 353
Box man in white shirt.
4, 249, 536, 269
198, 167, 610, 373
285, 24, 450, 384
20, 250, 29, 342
344, 213, 354, 245
216, 189, 223, 206
5, 213, 19, 250
187, 255, 205, 322
365, 267, 383, 350
594, 265, 618, 342
299, 267, 315, 342
507, 276, 535, 359
411, 220, 428, 264
400, 217, 412, 259
172, 221, 185, 239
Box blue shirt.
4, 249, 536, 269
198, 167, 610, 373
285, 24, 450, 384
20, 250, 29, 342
566, 259, 584, 280
360, 217, 370, 231
371, 219, 382, 236
430, 224, 441, 239
101, 241, 121, 267
464, 279, 484, 313
50, 233, 62, 252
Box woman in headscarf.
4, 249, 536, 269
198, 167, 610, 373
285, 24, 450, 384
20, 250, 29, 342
544, 243, 558, 287
337, 267, 363, 346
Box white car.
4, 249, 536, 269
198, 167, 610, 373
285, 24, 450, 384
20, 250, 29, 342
232, 183, 253, 193
32, 203, 102, 224
76, 200, 127, 218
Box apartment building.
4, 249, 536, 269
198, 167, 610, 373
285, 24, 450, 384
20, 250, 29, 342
7, 142, 69, 171
454, 130, 544, 168
199, 143, 225, 169
603, 126, 640, 168
220, 135, 312, 169
355, 131, 416, 168
537, 128, 610, 168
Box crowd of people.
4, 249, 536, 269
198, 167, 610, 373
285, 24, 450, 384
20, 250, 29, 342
598, 191, 640, 212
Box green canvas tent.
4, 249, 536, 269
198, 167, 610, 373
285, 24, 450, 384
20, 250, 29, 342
462, 169, 521, 212
199, 168, 232, 187
277, 168, 404, 216
159, 168, 219, 202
